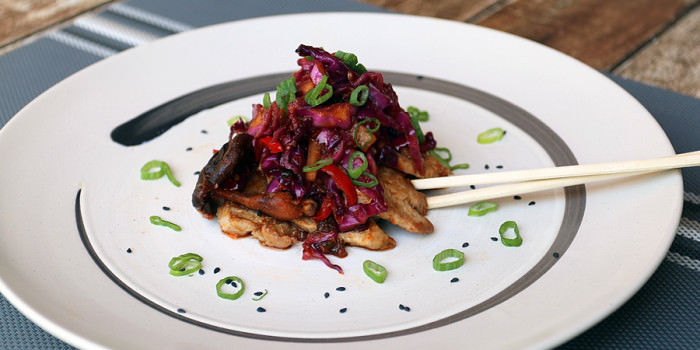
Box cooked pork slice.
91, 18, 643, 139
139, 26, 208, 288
395, 148, 451, 178
217, 202, 306, 249
374, 166, 434, 234
339, 219, 396, 250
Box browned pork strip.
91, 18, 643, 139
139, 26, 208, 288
395, 148, 451, 179
374, 166, 434, 234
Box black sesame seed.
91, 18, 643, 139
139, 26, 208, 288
496, 165, 504, 169
231, 281, 238, 288
405, 306, 411, 312
336, 287, 346, 292
185, 147, 193, 152
198, 269, 204, 275
339, 308, 347, 313
484, 164, 490, 170
179, 267, 186, 271
450, 277, 460, 283
177, 308, 186, 314
502, 130, 507, 135
201, 129, 208, 134
324, 292, 330, 299
214, 267, 221, 274
399, 304, 406, 311
416, 75, 424, 80
257, 307, 266, 313
469, 185, 476, 190
225, 278, 232, 284
254, 291, 263, 296
513, 195, 522, 200
553, 252, 560, 258
490, 237, 498, 241
126, 248, 132, 253
462, 242, 470, 248
528, 201, 536, 206
162, 206, 170, 211
256, 210, 263, 217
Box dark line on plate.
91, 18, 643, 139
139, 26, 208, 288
93, 72, 585, 342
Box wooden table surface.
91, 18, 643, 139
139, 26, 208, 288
1, 0, 699, 98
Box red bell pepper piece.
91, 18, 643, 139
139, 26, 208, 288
258, 136, 284, 154
313, 197, 333, 221
320, 164, 357, 206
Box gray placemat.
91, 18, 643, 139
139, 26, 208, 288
1, 1, 700, 349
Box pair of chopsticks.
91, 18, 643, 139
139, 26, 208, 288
414, 150, 700, 209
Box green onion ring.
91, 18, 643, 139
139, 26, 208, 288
346, 151, 368, 179
499, 221, 523, 247
303, 158, 333, 172
168, 253, 202, 276
428, 148, 452, 168
262, 92, 271, 109
227, 115, 247, 127
305, 75, 333, 106
150, 215, 182, 231
353, 118, 381, 149
276, 77, 297, 112
216, 276, 245, 300
407, 106, 429, 122
468, 202, 498, 216
349, 85, 369, 106
252, 289, 269, 301
449, 163, 470, 171
477, 127, 505, 144
363, 260, 387, 283
351, 171, 379, 188
140, 160, 180, 187
432, 249, 465, 271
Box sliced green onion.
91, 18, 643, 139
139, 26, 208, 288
351, 171, 378, 188
334, 50, 367, 74
349, 85, 369, 106
252, 289, 269, 301
262, 92, 271, 109
346, 151, 368, 179
216, 276, 245, 300
276, 77, 297, 112
353, 118, 381, 149
450, 163, 470, 171
363, 260, 387, 283
407, 106, 429, 122
432, 249, 465, 271
168, 253, 202, 276
227, 115, 247, 127
428, 147, 452, 168
303, 158, 333, 172
468, 202, 498, 216
140, 160, 180, 187
498, 221, 523, 247
150, 215, 182, 231
477, 127, 505, 144
408, 112, 426, 143
305, 75, 333, 106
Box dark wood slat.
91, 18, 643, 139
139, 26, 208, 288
475, 0, 699, 70
358, 0, 501, 21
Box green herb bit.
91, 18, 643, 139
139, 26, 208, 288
498, 221, 523, 247
432, 249, 465, 271
349, 85, 369, 106
363, 260, 387, 283
252, 289, 269, 301
216, 276, 245, 300
477, 127, 506, 144
468, 202, 498, 216
227, 115, 247, 127
407, 106, 429, 122
350, 171, 379, 188
262, 92, 271, 109
449, 163, 470, 171
140, 160, 180, 187
168, 253, 202, 276
150, 215, 182, 231
408, 112, 426, 143
276, 77, 297, 112
303, 158, 333, 172
347, 151, 368, 179
305, 75, 333, 106
428, 147, 452, 168
334, 50, 367, 74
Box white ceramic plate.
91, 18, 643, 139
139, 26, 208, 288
0, 13, 682, 350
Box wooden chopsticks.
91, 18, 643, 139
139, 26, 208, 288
414, 150, 700, 209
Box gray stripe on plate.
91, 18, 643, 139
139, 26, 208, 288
47, 31, 118, 58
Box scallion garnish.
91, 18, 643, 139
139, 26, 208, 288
432, 249, 465, 271
276, 77, 297, 112
347, 151, 368, 179
468, 202, 498, 216
334, 50, 367, 74
252, 289, 269, 301
408, 112, 426, 143
349, 85, 369, 106
477, 127, 505, 144
168, 253, 202, 276
350, 171, 378, 188
428, 147, 470, 171
303, 158, 333, 172
353, 118, 381, 150
362, 260, 387, 283
227, 115, 247, 127
407, 106, 429, 122
216, 276, 245, 300
450, 163, 470, 171
140, 160, 180, 187
305, 75, 333, 106
498, 221, 523, 247
262, 92, 271, 109
150, 215, 182, 231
